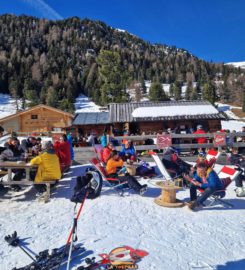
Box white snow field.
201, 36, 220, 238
0, 163, 245, 270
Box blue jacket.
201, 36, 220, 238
120, 145, 136, 157
67, 134, 74, 160
100, 135, 107, 148
193, 169, 223, 190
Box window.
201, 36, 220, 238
31, 115, 38, 119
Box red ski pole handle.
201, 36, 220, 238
66, 191, 89, 245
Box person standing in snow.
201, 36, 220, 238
193, 125, 207, 154
99, 132, 107, 148
86, 133, 95, 146
67, 133, 74, 162
54, 134, 71, 172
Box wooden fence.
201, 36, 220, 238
74, 132, 245, 152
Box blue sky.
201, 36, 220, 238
1, 0, 245, 63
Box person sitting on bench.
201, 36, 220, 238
183, 162, 224, 210
29, 141, 61, 193
106, 150, 147, 195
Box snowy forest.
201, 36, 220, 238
0, 14, 244, 112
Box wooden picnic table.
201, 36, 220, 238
0, 161, 56, 203
0, 161, 37, 181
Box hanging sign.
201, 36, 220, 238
157, 134, 172, 148
213, 133, 226, 146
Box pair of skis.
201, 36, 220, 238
5, 191, 89, 270
5, 231, 86, 270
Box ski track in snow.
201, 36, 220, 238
0, 164, 245, 270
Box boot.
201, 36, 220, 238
236, 187, 245, 197
139, 184, 148, 196
187, 200, 198, 210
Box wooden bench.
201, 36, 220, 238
0, 170, 8, 177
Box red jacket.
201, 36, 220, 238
54, 141, 71, 166
193, 129, 207, 144
101, 147, 112, 164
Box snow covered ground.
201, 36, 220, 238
0, 163, 245, 270
74, 95, 105, 113
0, 94, 23, 119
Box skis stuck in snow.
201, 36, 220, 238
5, 231, 87, 270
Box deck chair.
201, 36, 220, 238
90, 157, 128, 195
198, 166, 240, 208
150, 152, 172, 181
206, 149, 221, 161
94, 144, 104, 163
218, 166, 241, 181
198, 177, 233, 208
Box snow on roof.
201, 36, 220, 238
132, 104, 219, 118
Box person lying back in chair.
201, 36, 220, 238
106, 150, 147, 195
183, 162, 224, 210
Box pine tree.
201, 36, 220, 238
140, 79, 147, 94
149, 81, 168, 101
202, 82, 216, 104
185, 82, 193, 100
9, 80, 19, 111
97, 50, 127, 105
172, 82, 181, 101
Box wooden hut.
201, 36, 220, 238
0, 104, 74, 133
108, 101, 226, 134
72, 112, 110, 136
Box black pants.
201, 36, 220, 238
108, 173, 143, 192
190, 185, 217, 205
235, 174, 245, 187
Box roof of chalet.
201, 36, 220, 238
73, 112, 110, 125
0, 104, 74, 122
109, 101, 227, 123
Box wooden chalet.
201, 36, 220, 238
72, 112, 110, 136
0, 104, 74, 133
108, 101, 226, 134
72, 101, 226, 136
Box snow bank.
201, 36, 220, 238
221, 120, 245, 132
0, 164, 245, 270
0, 94, 21, 119
74, 95, 105, 113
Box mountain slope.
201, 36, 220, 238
0, 14, 244, 111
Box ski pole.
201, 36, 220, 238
5, 232, 38, 264
56, 190, 89, 270
66, 190, 89, 245
66, 191, 89, 270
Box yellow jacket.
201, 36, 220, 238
30, 151, 61, 183
106, 158, 124, 175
